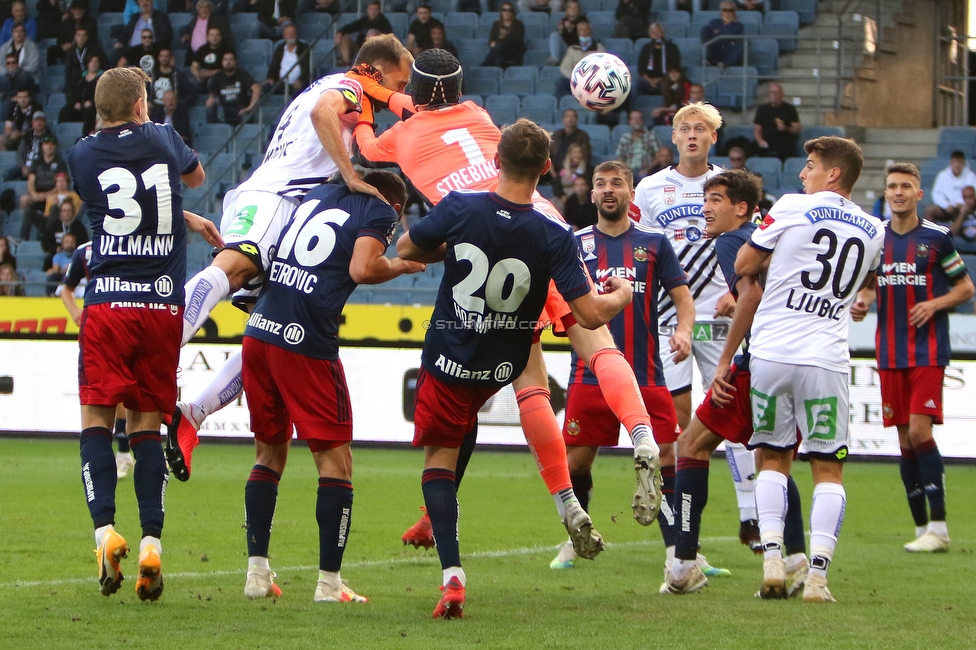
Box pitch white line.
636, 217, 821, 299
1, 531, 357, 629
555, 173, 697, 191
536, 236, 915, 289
4, 537, 741, 590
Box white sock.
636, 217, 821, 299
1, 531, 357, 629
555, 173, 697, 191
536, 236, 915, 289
927, 521, 949, 538
94, 524, 114, 548
186, 350, 244, 426
443, 566, 466, 588
139, 536, 162, 555
915, 525, 927, 539
725, 443, 758, 521
671, 557, 694, 581
785, 552, 808, 573
182, 265, 231, 344
809, 482, 846, 578
318, 569, 340, 585
248, 556, 270, 572
630, 423, 656, 450
755, 470, 788, 559
553, 488, 578, 520
665, 544, 675, 570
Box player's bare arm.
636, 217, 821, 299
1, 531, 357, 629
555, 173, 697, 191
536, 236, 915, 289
182, 162, 205, 188
183, 210, 223, 248
349, 235, 426, 284
669, 284, 694, 362
714, 291, 736, 318
396, 231, 447, 263
567, 276, 633, 330
711, 275, 762, 405
734, 242, 771, 277
850, 284, 877, 322
909, 273, 975, 327
59, 284, 82, 325
311, 89, 386, 203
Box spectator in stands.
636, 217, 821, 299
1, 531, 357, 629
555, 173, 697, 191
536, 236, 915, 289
554, 143, 594, 201
672, 0, 701, 12
548, 0, 585, 65
701, 1, 743, 68
42, 192, 88, 260
456, 0, 481, 14
0, 262, 23, 295
549, 107, 590, 185
334, 1, 392, 67
0, 234, 14, 268
563, 174, 597, 230
18, 134, 65, 241
426, 24, 457, 58
117, 28, 161, 74
518, 0, 554, 15
117, 0, 173, 52
45, 228, 76, 295
207, 51, 260, 126
1, 83, 40, 151
406, 3, 443, 58
150, 89, 192, 146
302, 0, 339, 16
556, 19, 603, 97
482, 3, 525, 69
953, 186, 976, 251
634, 23, 680, 96
59, 53, 102, 135
43, 171, 82, 220
64, 26, 107, 91
727, 145, 747, 170
51, 0, 97, 66
0, 50, 36, 112
735, 0, 767, 13
0, 1, 34, 46
123, 0, 168, 23
35, 0, 62, 42
614, 0, 651, 40
245, 0, 297, 41
687, 81, 705, 103
6, 109, 47, 180
616, 109, 660, 182
0, 22, 38, 78
263, 22, 308, 95
752, 82, 801, 161
647, 145, 673, 175
152, 47, 194, 107
926, 150, 976, 225
190, 26, 234, 93
181, 0, 234, 56
650, 65, 689, 125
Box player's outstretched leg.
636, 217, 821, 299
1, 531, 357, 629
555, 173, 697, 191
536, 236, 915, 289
164, 351, 244, 481
244, 464, 282, 598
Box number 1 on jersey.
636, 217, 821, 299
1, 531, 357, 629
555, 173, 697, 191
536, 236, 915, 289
442, 128, 486, 166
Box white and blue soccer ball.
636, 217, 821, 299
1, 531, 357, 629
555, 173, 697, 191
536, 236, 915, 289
570, 52, 631, 114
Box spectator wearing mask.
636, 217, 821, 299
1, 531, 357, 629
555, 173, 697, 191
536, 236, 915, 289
634, 23, 680, 96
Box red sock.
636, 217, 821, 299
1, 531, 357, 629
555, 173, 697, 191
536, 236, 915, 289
516, 387, 572, 494
589, 348, 651, 432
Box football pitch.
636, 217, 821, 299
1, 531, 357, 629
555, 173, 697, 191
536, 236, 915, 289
2, 438, 974, 649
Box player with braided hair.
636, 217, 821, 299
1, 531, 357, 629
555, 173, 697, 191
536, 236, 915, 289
355, 49, 672, 564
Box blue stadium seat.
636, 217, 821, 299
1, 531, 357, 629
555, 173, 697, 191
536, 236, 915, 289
710, 155, 731, 169
502, 78, 536, 96
763, 11, 800, 52
444, 12, 477, 39
239, 50, 270, 70
558, 94, 595, 124
579, 123, 610, 155
800, 125, 845, 156
194, 122, 233, 141
523, 50, 550, 66
588, 13, 616, 40
457, 39, 489, 68
97, 13, 123, 40
526, 37, 549, 51
299, 22, 331, 43
169, 13, 194, 37
690, 11, 721, 31
334, 12, 360, 34
41, 65, 65, 93
685, 64, 720, 86
194, 135, 229, 154
536, 66, 565, 96
3, 209, 22, 239
235, 123, 267, 154
718, 124, 754, 151
477, 12, 497, 32
241, 38, 274, 57
603, 38, 633, 64
745, 157, 782, 188
658, 22, 686, 38
230, 13, 261, 40
56, 122, 83, 146
715, 66, 758, 109
485, 94, 520, 126
521, 94, 557, 120
738, 10, 762, 36
520, 12, 549, 40
780, 0, 818, 25
674, 37, 704, 67
658, 10, 691, 25
783, 156, 807, 180
459, 93, 483, 106
23, 270, 48, 296
388, 13, 410, 40
937, 126, 976, 158
504, 65, 538, 81
463, 76, 498, 96
746, 37, 779, 76
653, 124, 677, 154
188, 105, 208, 127
610, 123, 630, 147
45, 93, 67, 121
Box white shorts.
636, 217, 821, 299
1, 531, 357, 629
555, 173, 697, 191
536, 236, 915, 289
748, 356, 850, 461
220, 188, 300, 299
658, 321, 729, 393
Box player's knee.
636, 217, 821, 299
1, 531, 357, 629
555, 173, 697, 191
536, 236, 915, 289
214, 247, 260, 291
677, 418, 717, 460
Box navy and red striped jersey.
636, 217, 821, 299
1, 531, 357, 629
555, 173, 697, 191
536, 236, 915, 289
570, 221, 688, 387
875, 219, 967, 369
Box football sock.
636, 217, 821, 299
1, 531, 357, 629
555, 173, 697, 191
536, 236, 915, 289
809, 482, 846, 579
725, 442, 758, 521
588, 348, 652, 434
454, 421, 478, 489
245, 465, 281, 557
928, 520, 949, 537
515, 387, 572, 494
316, 478, 353, 572
629, 423, 653, 449
783, 474, 807, 556
569, 468, 593, 513
182, 265, 230, 344
81, 427, 117, 529
129, 431, 167, 539
674, 457, 709, 562
657, 464, 676, 548
114, 418, 130, 452
94, 524, 114, 549
755, 470, 788, 560
186, 350, 244, 428
899, 446, 928, 527
443, 566, 466, 588
422, 468, 461, 570
915, 439, 947, 522
140, 536, 162, 555
553, 487, 580, 520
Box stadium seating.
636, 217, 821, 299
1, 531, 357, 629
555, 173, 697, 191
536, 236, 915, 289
799, 125, 846, 156
658, 10, 691, 25
745, 157, 782, 189
444, 12, 478, 40
536, 66, 565, 96
746, 38, 780, 77
714, 66, 759, 109
763, 11, 800, 52
579, 123, 611, 155
520, 94, 557, 124
459, 93, 484, 106
603, 39, 633, 65
653, 125, 677, 154
673, 37, 704, 67
230, 13, 261, 40
55, 122, 83, 146
23, 270, 48, 297
558, 94, 595, 124
783, 156, 808, 180
937, 126, 976, 158
485, 94, 520, 126
780, 0, 818, 25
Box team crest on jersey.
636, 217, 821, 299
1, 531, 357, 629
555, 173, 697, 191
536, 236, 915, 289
684, 220, 703, 242
581, 233, 595, 255
633, 247, 647, 262
883, 403, 894, 419
915, 243, 929, 258
566, 419, 580, 436
664, 186, 676, 206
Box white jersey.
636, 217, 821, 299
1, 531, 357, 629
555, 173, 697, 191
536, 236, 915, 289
634, 164, 726, 327
236, 73, 363, 198
748, 191, 884, 373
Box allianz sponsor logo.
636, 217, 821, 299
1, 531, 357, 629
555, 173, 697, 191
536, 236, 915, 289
99, 234, 174, 257
656, 204, 703, 228
94, 276, 150, 293
247, 311, 283, 336
434, 354, 513, 382
803, 207, 878, 237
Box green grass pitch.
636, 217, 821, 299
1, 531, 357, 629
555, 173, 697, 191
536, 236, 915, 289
1, 438, 974, 649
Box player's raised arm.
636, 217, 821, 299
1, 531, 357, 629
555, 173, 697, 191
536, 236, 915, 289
348, 174, 426, 283
396, 230, 447, 263
567, 276, 633, 330
311, 88, 387, 203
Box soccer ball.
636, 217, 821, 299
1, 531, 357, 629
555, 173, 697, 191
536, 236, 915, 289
570, 52, 632, 114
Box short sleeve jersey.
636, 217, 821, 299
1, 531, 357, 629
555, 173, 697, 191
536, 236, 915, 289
634, 164, 726, 327
875, 219, 968, 369
68, 121, 198, 306
748, 191, 885, 372
570, 222, 687, 387
237, 73, 362, 198
245, 184, 398, 360
63, 241, 92, 290
715, 221, 757, 365
410, 190, 590, 387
